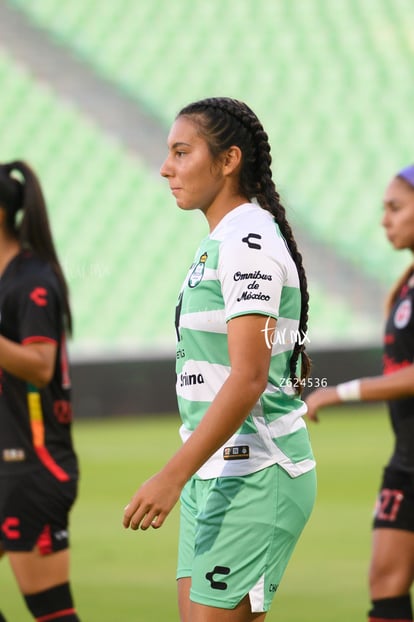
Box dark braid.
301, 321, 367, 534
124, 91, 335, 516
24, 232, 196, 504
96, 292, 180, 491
178, 97, 311, 392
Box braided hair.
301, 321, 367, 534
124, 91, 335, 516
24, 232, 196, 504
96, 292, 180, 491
0, 161, 72, 335
178, 97, 311, 391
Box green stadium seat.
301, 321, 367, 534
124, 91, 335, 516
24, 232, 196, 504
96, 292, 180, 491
2, 0, 413, 350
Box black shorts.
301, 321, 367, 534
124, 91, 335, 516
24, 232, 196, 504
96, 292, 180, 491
0, 468, 78, 553
373, 466, 414, 532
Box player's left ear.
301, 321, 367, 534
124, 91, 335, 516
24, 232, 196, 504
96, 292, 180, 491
223, 146, 242, 176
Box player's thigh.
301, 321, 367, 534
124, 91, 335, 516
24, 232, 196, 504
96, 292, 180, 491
369, 528, 414, 598
1, 470, 76, 594
8, 547, 70, 594
178, 577, 192, 622
188, 595, 266, 622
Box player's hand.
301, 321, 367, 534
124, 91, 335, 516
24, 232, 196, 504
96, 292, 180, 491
122, 470, 182, 531
305, 387, 339, 423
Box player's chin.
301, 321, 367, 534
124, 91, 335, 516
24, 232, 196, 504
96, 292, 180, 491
386, 235, 402, 250
177, 201, 197, 212
392, 239, 410, 251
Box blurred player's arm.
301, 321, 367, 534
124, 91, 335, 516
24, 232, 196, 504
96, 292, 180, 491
0, 335, 56, 388
306, 363, 414, 422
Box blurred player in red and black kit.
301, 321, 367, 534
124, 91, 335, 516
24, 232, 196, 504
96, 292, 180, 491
306, 164, 414, 622
0, 162, 81, 621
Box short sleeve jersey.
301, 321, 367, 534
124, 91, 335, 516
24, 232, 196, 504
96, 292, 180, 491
0, 251, 78, 480
383, 271, 414, 473
175, 203, 315, 479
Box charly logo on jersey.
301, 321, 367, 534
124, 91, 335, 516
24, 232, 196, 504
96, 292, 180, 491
30, 287, 48, 307
241, 232, 262, 250
394, 298, 412, 329
188, 252, 208, 288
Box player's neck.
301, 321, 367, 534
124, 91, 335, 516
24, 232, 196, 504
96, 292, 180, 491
204, 193, 249, 232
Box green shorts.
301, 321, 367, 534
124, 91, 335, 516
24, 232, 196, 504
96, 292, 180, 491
177, 463, 316, 612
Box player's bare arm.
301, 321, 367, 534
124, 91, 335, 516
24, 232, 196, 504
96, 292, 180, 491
0, 336, 56, 387
123, 314, 275, 531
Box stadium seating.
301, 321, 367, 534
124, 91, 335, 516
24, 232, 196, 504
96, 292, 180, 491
2, 0, 413, 351
0, 48, 210, 351
8, 0, 412, 277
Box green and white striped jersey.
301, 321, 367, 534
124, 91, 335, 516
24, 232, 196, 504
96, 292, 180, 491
175, 203, 315, 479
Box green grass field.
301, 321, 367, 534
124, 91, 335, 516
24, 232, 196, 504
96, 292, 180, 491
1, 405, 395, 621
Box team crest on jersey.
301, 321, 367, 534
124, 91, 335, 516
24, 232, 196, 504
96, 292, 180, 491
188, 252, 208, 288
394, 298, 412, 329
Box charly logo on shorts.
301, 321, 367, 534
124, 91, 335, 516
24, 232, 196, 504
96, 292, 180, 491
205, 565, 230, 590
394, 298, 412, 329
188, 252, 208, 288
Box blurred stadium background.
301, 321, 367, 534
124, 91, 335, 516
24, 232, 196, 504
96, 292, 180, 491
1, 2, 413, 620
0, 0, 413, 414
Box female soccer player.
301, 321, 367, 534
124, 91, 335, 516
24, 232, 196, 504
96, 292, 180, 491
123, 97, 317, 622
305, 164, 414, 622
0, 161, 81, 621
